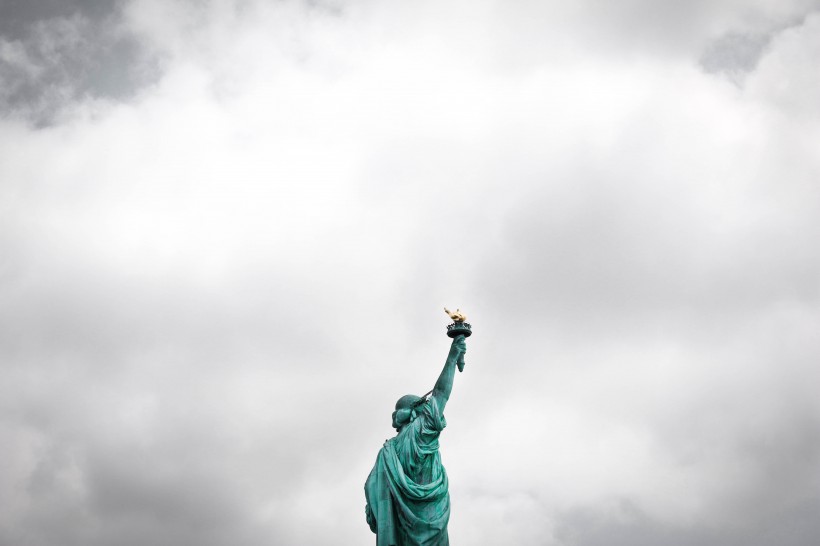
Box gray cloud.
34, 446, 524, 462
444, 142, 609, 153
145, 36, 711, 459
0, 0, 159, 124
699, 6, 820, 84
700, 32, 773, 82
554, 496, 820, 546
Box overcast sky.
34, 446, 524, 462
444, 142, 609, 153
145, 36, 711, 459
1, 0, 819, 544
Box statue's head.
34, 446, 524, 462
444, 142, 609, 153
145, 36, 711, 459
392, 394, 422, 430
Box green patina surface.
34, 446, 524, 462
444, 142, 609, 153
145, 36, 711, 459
364, 335, 467, 546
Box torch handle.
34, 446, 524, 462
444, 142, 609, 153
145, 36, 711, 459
447, 326, 470, 372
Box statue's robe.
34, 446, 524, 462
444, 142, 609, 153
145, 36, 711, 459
365, 397, 450, 546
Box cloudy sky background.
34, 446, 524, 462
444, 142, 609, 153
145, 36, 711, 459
2, 0, 819, 544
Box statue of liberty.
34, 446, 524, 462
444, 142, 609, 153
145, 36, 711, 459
364, 309, 470, 546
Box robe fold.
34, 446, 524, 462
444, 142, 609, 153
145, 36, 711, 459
365, 397, 450, 546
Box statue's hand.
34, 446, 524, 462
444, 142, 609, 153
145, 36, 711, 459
451, 335, 467, 356
454, 336, 467, 372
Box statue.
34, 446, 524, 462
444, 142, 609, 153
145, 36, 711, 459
364, 310, 472, 545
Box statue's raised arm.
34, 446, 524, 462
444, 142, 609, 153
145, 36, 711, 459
432, 335, 466, 412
